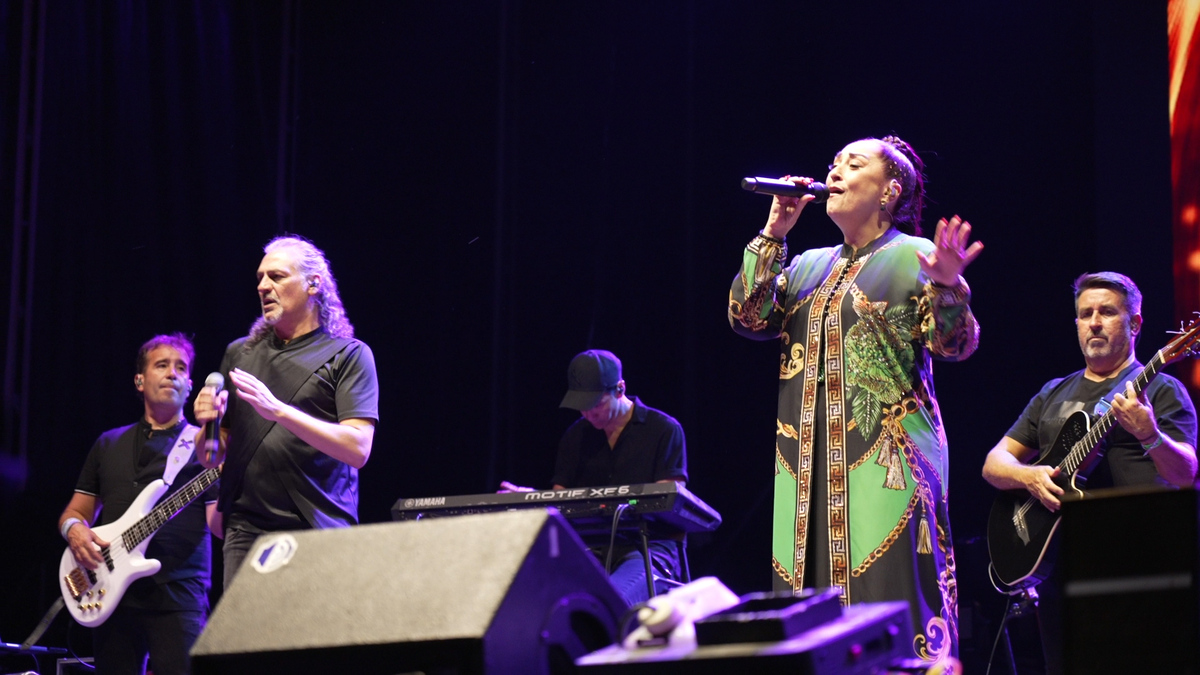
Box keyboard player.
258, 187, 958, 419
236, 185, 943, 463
500, 349, 687, 606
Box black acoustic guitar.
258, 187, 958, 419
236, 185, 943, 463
986, 319, 1200, 590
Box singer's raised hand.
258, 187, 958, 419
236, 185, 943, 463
229, 368, 287, 421
762, 175, 818, 240
228, 367, 375, 468
915, 215, 983, 287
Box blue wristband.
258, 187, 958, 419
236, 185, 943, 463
60, 517, 84, 541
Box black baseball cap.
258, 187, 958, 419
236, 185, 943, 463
559, 350, 622, 411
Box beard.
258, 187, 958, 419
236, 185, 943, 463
1081, 331, 1130, 366
261, 301, 282, 324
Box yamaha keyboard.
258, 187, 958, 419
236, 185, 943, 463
391, 482, 721, 535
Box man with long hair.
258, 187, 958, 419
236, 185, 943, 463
194, 236, 379, 588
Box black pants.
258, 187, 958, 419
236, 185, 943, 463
93, 606, 206, 675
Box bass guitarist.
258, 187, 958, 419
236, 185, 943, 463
57, 333, 219, 675
982, 271, 1198, 674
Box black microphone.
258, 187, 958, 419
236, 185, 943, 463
203, 372, 224, 463
741, 177, 829, 204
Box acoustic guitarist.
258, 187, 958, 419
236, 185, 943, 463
57, 333, 219, 675
982, 271, 1198, 675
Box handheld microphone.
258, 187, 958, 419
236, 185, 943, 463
741, 177, 829, 204
203, 372, 224, 463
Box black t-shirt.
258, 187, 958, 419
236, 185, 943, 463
552, 397, 688, 488
552, 397, 689, 576
220, 327, 379, 532
1006, 364, 1198, 489
75, 420, 216, 611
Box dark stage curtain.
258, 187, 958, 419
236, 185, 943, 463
0, 0, 283, 649
0, 4, 1180, 673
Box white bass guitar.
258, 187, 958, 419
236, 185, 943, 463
59, 466, 220, 627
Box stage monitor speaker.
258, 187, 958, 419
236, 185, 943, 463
1061, 486, 1200, 674
191, 509, 628, 674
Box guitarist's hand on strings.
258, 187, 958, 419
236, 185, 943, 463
1111, 380, 1157, 442
66, 522, 109, 571
1111, 380, 1199, 486
983, 437, 1065, 512
1021, 465, 1065, 512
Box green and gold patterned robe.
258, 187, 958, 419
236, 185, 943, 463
728, 227, 978, 664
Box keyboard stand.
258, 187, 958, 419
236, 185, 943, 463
640, 521, 654, 599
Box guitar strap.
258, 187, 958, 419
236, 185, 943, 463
1078, 361, 1145, 477
220, 335, 354, 514
162, 423, 200, 486
1091, 361, 1142, 417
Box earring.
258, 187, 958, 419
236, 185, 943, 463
880, 200, 888, 211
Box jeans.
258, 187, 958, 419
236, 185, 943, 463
602, 542, 682, 606
221, 527, 261, 591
